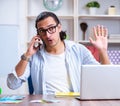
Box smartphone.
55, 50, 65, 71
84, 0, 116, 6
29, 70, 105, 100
34, 39, 43, 48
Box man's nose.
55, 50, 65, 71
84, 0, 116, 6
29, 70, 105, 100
46, 31, 51, 38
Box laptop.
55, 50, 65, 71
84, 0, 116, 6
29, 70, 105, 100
79, 65, 120, 100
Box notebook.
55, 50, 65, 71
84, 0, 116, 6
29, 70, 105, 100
78, 65, 120, 100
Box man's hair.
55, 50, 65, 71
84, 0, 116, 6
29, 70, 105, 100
35, 11, 67, 40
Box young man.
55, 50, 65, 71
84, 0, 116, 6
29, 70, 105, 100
7, 11, 110, 94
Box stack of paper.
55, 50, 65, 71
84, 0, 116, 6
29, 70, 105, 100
0, 95, 25, 103
30, 99, 61, 103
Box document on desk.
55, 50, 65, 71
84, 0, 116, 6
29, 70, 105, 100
0, 95, 25, 103
30, 99, 61, 103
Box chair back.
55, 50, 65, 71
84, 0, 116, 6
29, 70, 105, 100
28, 75, 34, 94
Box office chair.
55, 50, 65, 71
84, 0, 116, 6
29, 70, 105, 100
28, 75, 34, 94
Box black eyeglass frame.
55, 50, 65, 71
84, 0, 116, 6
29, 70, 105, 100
37, 24, 58, 36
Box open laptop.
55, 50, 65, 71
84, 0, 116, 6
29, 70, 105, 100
79, 65, 120, 100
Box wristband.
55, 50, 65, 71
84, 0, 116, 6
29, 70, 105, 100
21, 54, 30, 62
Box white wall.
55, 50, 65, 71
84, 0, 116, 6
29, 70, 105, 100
0, 0, 28, 95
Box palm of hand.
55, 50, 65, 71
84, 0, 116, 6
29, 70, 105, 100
89, 25, 108, 51
90, 35, 108, 51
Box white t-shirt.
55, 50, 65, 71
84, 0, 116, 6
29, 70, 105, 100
44, 51, 70, 94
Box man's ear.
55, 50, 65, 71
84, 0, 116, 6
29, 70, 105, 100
58, 24, 62, 32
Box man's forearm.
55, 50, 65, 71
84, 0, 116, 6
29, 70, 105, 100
15, 59, 29, 77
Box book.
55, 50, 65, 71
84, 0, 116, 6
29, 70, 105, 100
55, 92, 80, 97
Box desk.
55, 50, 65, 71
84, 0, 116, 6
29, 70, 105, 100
1, 95, 120, 106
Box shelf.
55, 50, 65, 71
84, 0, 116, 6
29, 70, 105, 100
79, 40, 120, 44
79, 15, 120, 19
58, 16, 74, 19
78, 40, 90, 44
108, 40, 120, 44
27, 15, 74, 20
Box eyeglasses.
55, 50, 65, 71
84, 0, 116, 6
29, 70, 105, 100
37, 24, 58, 36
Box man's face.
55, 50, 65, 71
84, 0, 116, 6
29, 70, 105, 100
37, 17, 62, 48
